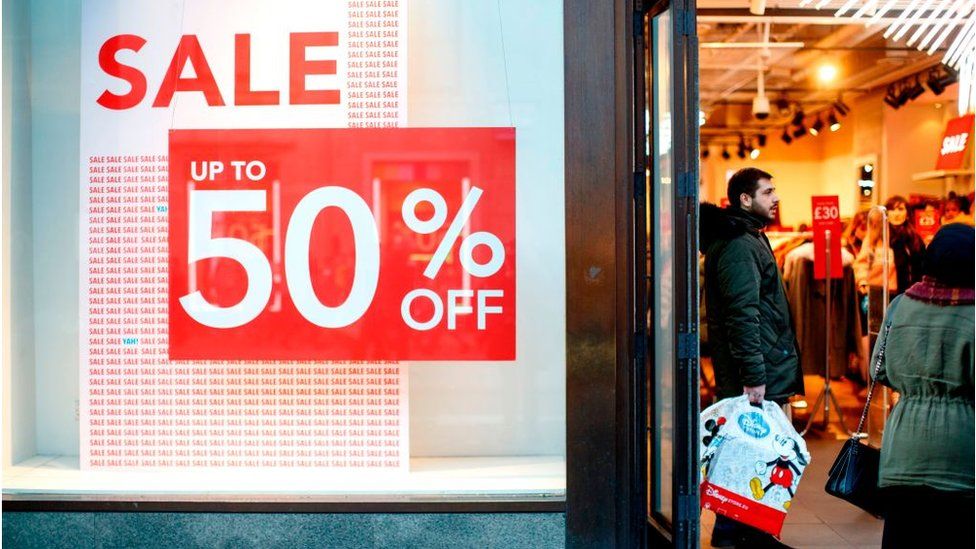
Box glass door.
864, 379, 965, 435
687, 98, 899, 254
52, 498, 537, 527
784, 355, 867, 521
643, 0, 699, 546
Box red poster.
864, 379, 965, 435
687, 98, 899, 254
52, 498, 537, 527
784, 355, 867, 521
169, 128, 516, 361
936, 114, 974, 170
915, 209, 941, 242
811, 196, 842, 280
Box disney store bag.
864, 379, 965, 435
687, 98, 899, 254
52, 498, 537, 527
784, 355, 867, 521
699, 395, 811, 538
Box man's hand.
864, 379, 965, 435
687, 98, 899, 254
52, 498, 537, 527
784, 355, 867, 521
743, 384, 766, 404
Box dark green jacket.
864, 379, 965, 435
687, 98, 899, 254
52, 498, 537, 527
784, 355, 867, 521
874, 294, 974, 492
700, 204, 804, 402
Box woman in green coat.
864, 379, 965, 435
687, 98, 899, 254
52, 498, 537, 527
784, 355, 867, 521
872, 223, 974, 549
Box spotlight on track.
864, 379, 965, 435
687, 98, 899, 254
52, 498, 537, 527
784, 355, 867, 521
834, 97, 850, 116
927, 67, 957, 96
791, 109, 805, 127
758, 133, 767, 147
781, 127, 793, 144
810, 116, 824, 136
905, 77, 925, 102
828, 110, 841, 132
884, 84, 902, 109
737, 135, 747, 159
721, 146, 731, 160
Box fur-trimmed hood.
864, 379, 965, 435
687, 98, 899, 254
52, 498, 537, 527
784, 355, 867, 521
699, 202, 765, 253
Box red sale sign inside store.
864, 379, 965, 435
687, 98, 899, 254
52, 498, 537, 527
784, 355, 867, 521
936, 114, 974, 170
169, 128, 515, 361
915, 209, 942, 243
811, 196, 842, 280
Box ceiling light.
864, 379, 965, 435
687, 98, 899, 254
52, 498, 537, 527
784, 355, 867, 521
834, 97, 850, 116
817, 63, 838, 84
906, 77, 926, 101
791, 109, 806, 127
750, 144, 761, 160
810, 116, 824, 136
884, 84, 903, 109
864, 164, 873, 173
828, 111, 841, 132
927, 67, 958, 96
884, 94, 902, 109
737, 135, 747, 159
758, 134, 767, 147
702, 147, 710, 159
775, 97, 791, 115
781, 128, 793, 144
793, 124, 807, 139
699, 109, 707, 126
722, 146, 731, 160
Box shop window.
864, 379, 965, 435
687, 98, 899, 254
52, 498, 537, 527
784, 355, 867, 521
3, 0, 565, 498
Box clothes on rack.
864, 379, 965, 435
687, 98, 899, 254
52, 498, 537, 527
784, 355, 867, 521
783, 244, 863, 380
766, 231, 811, 269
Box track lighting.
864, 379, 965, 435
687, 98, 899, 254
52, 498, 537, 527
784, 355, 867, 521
905, 77, 925, 101
775, 97, 791, 115
750, 141, 761, 160
792, 124, 807, 139
737, 135, 747, 159
828, 111, 841, 132
810, 116, 824, 136
758, 134, 767, 147
722, 146, 731, 160
926, 67, 957, 96
834, 98, 850, 116
781, 128, 793, 144
702, 147, 710, 159
791, 109, 805, 127
884, 84, 903, 109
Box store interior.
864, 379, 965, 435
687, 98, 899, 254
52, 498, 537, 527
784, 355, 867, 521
695, 2, 974, 547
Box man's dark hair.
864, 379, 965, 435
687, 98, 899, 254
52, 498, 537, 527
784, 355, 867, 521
727, 167, 773, 209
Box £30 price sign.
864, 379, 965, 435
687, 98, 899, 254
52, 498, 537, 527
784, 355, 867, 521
811, 195, 842, 280
168, 128, 516, 360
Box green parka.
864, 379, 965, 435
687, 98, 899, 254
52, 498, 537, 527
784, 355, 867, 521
700, 203, 804, 403
873, 294, 975, 492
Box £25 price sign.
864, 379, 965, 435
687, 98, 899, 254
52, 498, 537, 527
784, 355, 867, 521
168, 128, 516, 360
811, 195, 842, 280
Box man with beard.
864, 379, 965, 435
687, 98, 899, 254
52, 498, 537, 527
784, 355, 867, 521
700, 168, 804, 548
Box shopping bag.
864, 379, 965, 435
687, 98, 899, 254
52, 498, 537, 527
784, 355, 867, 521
699, 395, 811, 537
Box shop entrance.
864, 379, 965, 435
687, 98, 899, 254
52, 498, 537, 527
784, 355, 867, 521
694, 2, 974, 548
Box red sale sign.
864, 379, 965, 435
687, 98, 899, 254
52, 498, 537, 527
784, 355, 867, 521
811, 196, 842, 280
936, 114, 974, 170
169, 128, 516, 361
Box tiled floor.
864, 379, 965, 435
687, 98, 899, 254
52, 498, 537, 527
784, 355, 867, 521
700, 376, 886, 549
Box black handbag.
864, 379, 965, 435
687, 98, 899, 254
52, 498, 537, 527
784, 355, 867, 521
824, 321, 892, 518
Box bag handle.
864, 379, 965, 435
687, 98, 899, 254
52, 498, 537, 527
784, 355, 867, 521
854, 297, 899, 436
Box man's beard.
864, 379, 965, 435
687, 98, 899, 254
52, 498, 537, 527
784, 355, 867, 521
747, 203, 776, 223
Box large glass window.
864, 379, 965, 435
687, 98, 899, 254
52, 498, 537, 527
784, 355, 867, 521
3, 0, 565, 498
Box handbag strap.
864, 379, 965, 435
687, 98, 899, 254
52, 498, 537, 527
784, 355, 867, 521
854, 297, 900, 436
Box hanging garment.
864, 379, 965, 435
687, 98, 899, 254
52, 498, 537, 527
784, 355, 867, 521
783, 247, 863, 379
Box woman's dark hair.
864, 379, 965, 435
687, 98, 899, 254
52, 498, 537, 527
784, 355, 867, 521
727, 168, 773, 209
884, 195, 908, 212
946, 192, 971, 215
924, 223, 975, 288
